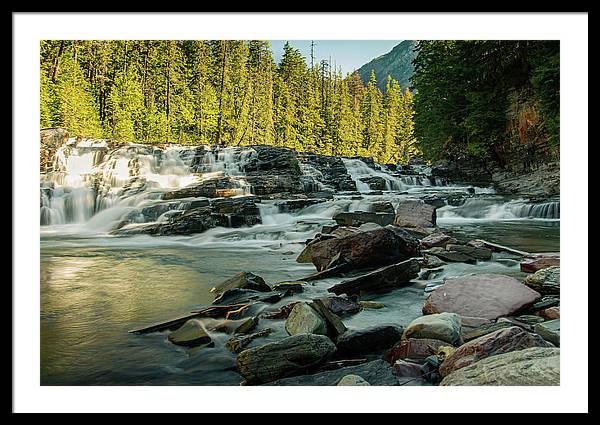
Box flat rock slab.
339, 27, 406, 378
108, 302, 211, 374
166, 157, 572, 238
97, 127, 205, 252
333, 211, 395, 227
420, 233, 458, 249
236, 334, 336, 385
422, 274, 541, 320
534, 319, 560, 346
263, 359, 399, 386
461, 321, 514, 343
439, 326, 552, 377
328, 259, 419, 296
440, 347, 560, 386
167, 319, 212, 347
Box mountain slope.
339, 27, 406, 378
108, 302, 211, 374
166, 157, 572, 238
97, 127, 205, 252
358, 40, 418, 91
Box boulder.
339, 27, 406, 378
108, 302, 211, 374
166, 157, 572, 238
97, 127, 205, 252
333, 211, 395, 227
394, 200, 437, 228
371, 201, 395, 214
534, 319, 560, 346
210, 272, 271, 295
337, 374, 371, 386
336, 324, 404, 355
422, 274, 541, 320
403, 312, 462, 346
439, 326, 552, 377
359, 176, 387, 191
328, 259, 420, 296
236, 334, 336, 384
524, 266, 560, 295
420, 233, 458, 249
384, 338, 450, 364
285, 302, 328, 336
308, 227, 419, 271
440, 347, 560, 386
167, 319, 212, 347
263, 359, 399, 386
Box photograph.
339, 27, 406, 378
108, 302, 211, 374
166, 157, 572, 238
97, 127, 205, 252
13, 12, 588, 413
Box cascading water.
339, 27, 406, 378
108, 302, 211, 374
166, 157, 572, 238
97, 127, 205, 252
437, 197, 561, 221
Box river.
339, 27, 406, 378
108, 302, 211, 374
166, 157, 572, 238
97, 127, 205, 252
40, 140, 560, 385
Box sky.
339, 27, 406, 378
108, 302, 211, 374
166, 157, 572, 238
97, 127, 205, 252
269, 40, 402, 76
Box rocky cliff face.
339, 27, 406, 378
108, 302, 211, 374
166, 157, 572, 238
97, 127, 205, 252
431, 90, 559, 197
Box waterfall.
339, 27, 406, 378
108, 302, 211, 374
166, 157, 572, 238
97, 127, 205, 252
438, 198, 560, 220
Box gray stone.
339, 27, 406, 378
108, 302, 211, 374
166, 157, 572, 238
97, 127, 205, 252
237, 334, 337, 384
403, 312, 462, 346
534, 319, 560, 346
524, 266, 560, 295
285, 302, 328, 336
440, 347, 560, 386
420, 233, 458, 249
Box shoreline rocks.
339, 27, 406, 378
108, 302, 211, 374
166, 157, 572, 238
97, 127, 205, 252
422, 274, 541, 320
236, 334, 337, 384
440, 347, 560, 386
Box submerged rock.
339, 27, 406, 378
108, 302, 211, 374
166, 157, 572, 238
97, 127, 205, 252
440, 347, 560, 386
422, 274, 541, 320
236, 334, 336, 384
403, 312, 463, 346
439, 326, 552, 377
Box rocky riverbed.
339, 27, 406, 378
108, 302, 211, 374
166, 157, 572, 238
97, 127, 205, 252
40, 129, 560, 386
